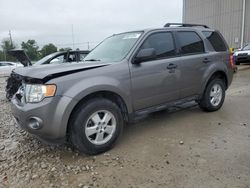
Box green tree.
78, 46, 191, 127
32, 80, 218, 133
0, 39, 16, 61
21, 40, 39, 61
41, 43, 57, 57
59, 47, 72, 52
0, 50, 5, 61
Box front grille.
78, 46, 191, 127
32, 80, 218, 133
5, 72, 23, 100
238, 53, 248, 56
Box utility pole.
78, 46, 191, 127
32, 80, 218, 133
240, 0, 246, 48
71, 24, 75, 49
4, 51, 6, 61
9, 30, 13, 48
87, 42, 90, 50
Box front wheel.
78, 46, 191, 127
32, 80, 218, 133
69, 98, 124, 155
198, 79, 226, 112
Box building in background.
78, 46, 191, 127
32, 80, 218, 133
183, 0, 249, 48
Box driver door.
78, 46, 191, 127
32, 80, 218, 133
129, 31, 181, 111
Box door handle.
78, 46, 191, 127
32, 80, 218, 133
203, 58, 211, 63
167, 63, 177, 69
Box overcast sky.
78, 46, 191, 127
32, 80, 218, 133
0, 0, 183, 50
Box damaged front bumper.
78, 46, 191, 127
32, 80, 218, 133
11, 94, 77, 144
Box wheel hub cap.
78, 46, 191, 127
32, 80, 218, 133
85, 110, 116, 145
210, 84, 223, 107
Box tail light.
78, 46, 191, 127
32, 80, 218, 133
229, 54, 235, 69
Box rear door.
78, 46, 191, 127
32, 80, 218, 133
129, 31, 181, 110
174, 31, 209, 98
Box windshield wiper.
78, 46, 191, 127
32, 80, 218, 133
84, 59, 101, 61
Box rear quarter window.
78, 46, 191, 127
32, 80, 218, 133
176, 31, 205, 55
202, 31, 227, 52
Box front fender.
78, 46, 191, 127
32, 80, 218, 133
55, 76, 132, 139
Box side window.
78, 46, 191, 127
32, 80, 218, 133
49, 54, 66, 64
177, 31, 205, 55
202, 31, 227, 52
140, 32, 176, 59
68, 53, 77, 62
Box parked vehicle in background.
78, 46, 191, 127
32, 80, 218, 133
0, 61, 23, 77
11, 23, 234, 155
234, 43, 250, 65
5, 50, 90, 100
34, 50, 90, 65
8, 49, 90, 66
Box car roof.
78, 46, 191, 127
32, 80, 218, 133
115, 26, 215, 36
56, 50, 90, 54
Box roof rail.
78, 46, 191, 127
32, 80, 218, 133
164, 23, 209, 29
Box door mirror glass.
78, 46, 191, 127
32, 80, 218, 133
133, 48, 156, 63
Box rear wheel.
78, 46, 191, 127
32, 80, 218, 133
199, 78, 226, 112
69, 98, 124, 155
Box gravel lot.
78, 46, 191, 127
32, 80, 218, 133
0, 67, 250, 188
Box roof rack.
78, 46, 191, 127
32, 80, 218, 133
164, 23, 209, 29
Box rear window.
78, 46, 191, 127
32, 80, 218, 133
202, 31, 227, 52
177, 31, 205, 55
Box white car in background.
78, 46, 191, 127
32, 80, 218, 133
0, 61, 23, 77
234, 43, 250, 65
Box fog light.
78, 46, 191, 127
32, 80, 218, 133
28, 117, 43, 130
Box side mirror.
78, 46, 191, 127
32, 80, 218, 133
133, 48, 156, 64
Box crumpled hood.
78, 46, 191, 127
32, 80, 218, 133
234, 49, 250, 56
13, 62, 110, 82
8, 49, 32, 67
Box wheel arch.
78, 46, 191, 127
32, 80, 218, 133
201, 70, 228, 98
66, 90, 130, 138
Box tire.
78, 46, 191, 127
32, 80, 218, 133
69, 98, 124, 155
5, 92, 12, 101
198, 78, 226, 112
235, 62, 240, 65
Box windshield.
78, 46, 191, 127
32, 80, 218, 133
243, 44, 250, 50
84, 32, 143, 62
34, 52, 60, 65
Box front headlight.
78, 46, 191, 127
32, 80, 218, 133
25, 84, 56, 103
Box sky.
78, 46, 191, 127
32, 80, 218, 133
0, 0, 183, 50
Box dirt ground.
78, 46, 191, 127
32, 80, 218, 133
0, 66, 250, 188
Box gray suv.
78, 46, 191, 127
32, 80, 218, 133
11, 23, 234, 154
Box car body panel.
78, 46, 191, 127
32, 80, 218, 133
47, 60, 133, 114
13, 62, 111, 81
10, 26, 234, 143
129, 57, 181, 110
11, 95, 77, 140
